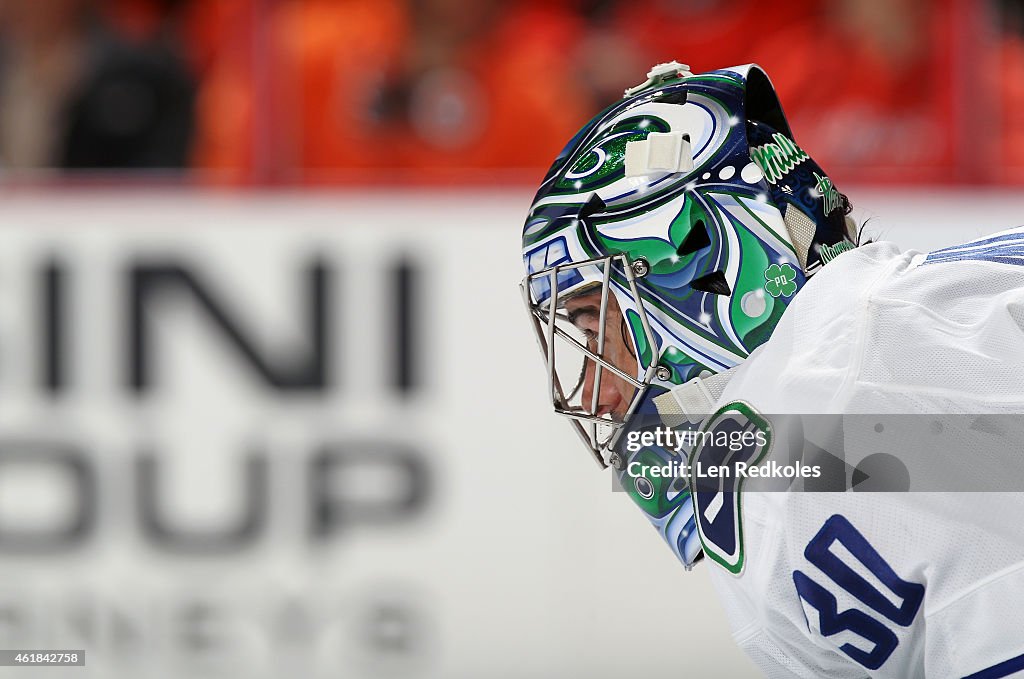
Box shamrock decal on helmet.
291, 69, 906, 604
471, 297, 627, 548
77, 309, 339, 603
764, 263, 798, 298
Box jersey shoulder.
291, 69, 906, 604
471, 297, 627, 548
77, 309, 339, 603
700, 228, 1024, 678
723, 227, 1024, 413
714, 239, 907, 413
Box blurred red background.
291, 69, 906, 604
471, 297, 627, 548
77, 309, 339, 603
2, 0, 1022, 186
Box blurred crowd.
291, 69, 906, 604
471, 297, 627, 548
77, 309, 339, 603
0, 0, 1021, 183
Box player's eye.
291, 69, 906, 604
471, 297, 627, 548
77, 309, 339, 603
567, 306, 599, 329
571, 316, 600, 348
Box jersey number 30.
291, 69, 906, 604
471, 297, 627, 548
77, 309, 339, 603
792, 514, 925, 671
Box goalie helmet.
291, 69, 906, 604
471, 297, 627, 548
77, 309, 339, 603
520, 62, 856, 567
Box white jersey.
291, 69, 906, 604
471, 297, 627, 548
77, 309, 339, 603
698, 228, 1024, 678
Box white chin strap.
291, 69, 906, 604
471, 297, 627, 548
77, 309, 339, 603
652, 368, 739, 427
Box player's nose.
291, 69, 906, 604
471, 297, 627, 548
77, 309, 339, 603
581, 358, 622, 417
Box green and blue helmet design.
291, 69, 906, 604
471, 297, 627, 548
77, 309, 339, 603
521, 62, 856, 570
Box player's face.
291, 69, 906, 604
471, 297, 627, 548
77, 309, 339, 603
563, 290, 638, 420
